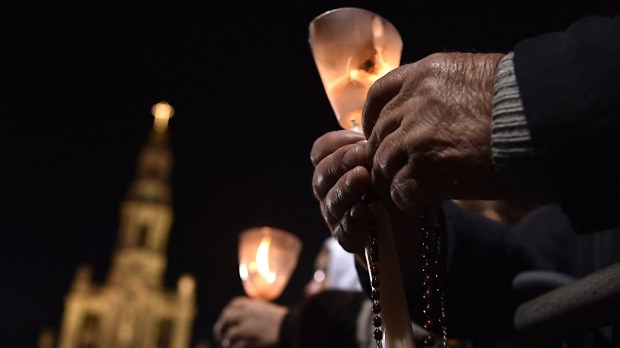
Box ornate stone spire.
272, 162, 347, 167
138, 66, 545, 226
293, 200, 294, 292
55, 102, 196, 348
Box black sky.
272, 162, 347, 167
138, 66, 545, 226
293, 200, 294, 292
2, 0, 613, 346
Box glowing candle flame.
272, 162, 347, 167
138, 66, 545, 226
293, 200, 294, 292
238, 226, 302, 301
324, 48, 394, 131
151, 101, 175, 133
309, 8, 416, 347
256, 236, 276, 283
310, 9, 402, 131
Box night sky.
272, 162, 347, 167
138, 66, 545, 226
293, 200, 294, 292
2, 1, 612, 346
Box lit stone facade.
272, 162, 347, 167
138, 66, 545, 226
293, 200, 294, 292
57, 107, 196, 348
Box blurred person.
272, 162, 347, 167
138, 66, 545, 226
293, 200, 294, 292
213, 237, 364, 348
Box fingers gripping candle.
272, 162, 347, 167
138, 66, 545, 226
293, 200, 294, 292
309, 8, 416, 348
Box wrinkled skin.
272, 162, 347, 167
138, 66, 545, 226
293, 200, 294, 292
311, 52, 505, 258
310, 130, 421, 265
311, 130, 371, 255
213, 296, 288, 348
363, 52, 505, 212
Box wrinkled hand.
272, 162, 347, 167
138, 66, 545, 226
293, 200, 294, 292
363, 52, 505, 213
310, 130, 420, 259
311, 130, 371, 255
213, 297, 288, 348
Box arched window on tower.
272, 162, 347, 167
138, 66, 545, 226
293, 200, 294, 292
137, 224, 149, 248
157, 318, 174, 348
77, 313, 99, 348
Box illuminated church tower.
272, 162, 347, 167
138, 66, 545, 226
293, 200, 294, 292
57, 102, 196, 348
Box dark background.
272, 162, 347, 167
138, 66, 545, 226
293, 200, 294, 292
2, 1, 614, 347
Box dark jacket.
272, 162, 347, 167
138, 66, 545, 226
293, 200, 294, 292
514, 13, 620, 233
356, 201, 620, 346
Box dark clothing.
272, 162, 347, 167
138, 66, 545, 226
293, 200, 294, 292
357, 202, 620, 346
511, 205, 620, 347
386, 201, 553, 340
354, 202, 525, 338
294, 290, 368, 348
514, 13, 620, 233
279, 290, 369, 348
320, 9, 620, 348
350, 7, 620, 348
515, 205, 620, 279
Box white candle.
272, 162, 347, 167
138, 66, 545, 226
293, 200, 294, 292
366, 202, 417, 348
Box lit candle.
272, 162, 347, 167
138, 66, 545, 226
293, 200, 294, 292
151, 101, 175, 133
238, 227, 302, 301
366, 204, 416, 348
309, 8, 416, 348
324, 54, 392, 131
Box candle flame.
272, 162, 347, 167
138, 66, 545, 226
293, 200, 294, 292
324, 43, 394, 131
256, 236, 276, 284
151, 101, 175, 133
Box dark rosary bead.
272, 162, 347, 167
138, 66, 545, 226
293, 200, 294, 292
374, 328, 383, 340
423, 302, 433, 316
424, 335, 435, 347
371, 238, 378, 249
371, 289, 380, 300
372, 302, 382, 314
373, 315, 382, 327
439, 312, 448, 325
422, 260, 431, 273
370, 265, 378, 275
423, 274, 433, 287
371, 248, 379, 262
419, 212, 448, 348
424, 319, 435, 331
372, 276, 380, 288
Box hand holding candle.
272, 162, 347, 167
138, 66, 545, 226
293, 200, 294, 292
309, 7, 416, 348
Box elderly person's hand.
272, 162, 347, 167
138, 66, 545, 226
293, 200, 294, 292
213, 296, 288, 348
362, 52, 505, 214
311, 130, 371, 255
310, 129, 421, 262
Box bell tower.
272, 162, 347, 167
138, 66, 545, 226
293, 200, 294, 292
108, 102, 175, 289
56, 102, 197, 348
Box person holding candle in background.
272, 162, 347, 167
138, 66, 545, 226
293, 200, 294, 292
214, 237, 400, 348
215, 234, 457, 348
310, 8, 620, 348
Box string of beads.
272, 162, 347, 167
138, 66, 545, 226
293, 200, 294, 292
367, 210, 448, 348
421, 211, 448, 347
368, 216, 383, 347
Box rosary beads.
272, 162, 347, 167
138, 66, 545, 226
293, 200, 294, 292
368, 209, 448, 348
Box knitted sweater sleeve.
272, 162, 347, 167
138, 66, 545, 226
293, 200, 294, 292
495, 14, 620, 232
491, 52, 555, 201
